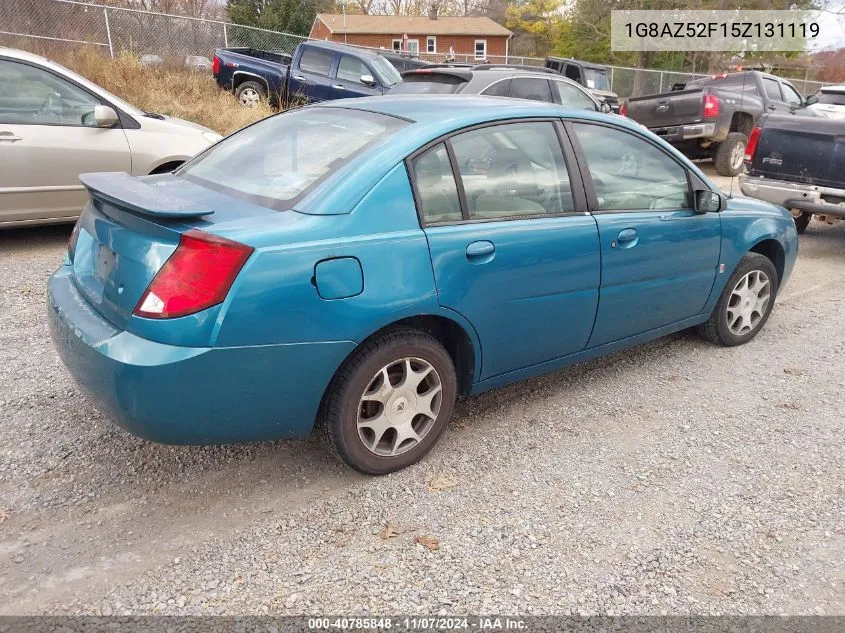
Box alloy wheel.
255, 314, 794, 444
357, 357, 442, 457
726, 270, 771, 336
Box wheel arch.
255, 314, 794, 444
748, 237, 785, 284
729, 111, 754, 136
232, 71, 269, 94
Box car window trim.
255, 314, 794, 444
405, 117, 589, 228
562, 118, 698, 215
0, 55, 138, 129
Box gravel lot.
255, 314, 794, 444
1, 166, 843, 616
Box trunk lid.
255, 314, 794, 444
70, 173, 279, 331
750, 117, 845, 188
627, 88, 705, 129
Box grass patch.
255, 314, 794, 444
54, 48, 274, 136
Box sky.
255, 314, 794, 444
810, 2, 845, 50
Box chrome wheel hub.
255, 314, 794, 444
239, 88, 260, 106
357, 357, 442, 457
726, 270, 771, 336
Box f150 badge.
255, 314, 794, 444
762, 153, 783, 166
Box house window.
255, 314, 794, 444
474, 39, 487, 60
426, 36, 436, 53
392, 39, 402, 52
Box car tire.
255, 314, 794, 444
697, 252, 779, 346
713, 132, 747, 177
235, 81, 266, 107
317, 327, 457, 475
793, 211, 812, 234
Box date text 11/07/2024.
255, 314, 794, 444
307, 617, 527, 630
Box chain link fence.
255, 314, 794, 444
1, 0, 825, 97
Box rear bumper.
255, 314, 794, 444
649, 122, 716, 143
739, 176, 845, 218
47, 265, 355, 445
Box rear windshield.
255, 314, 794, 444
180, 108, 408, 211
391, 74, 468, 94
817, 91, 845, 106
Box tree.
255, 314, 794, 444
503, 0, 564, 57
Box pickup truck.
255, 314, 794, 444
544, 57, 620, 112
212, 40, 402, 108
740, 114, 845, 234
625, 71, 815, 177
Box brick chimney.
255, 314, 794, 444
429, 4, 438, 19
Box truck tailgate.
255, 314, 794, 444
627, 88, 703, 128
751, 117, 845, 188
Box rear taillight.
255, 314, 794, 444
702, 94, 720, 119
745, 126, 761, 163
211, 54, 220, 75
134, 230, 253, 319
619, 101, 628, 117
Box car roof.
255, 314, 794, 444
0, 46, 50, 64
546, 56, 607, 70
820, 84, 845, 93
305, 39, 380, 59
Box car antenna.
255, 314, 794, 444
728, 67, 748, 198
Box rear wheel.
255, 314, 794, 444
317, 328, 457, 475
697, 252, 778, 346
713, 132, 747, 177
235, 81, 266, 107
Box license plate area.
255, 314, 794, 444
94, 244, 116, 284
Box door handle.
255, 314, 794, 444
465, 240, 495, 261
0, 131, 22, 142
332, 84, 345, 90
767, 104, 777, 111
293, 75, 306, 82
614, 228, 639, 249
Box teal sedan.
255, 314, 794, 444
47, 96, 798, 475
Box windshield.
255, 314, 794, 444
582, 68, 609, 91
369, 55, 402, 86
391, 75, 467, 94
180, 107, 408, 211
817, 91, 845, 106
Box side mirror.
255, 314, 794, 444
804, 94, 818, 106
94, 105, 119, 128
360, 74, 376, 86
600, 102, 611, 113
696, 189, 723, 213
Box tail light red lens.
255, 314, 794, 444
702, 94, 720, 119
134, 230, 253, 319
745, 126, 761, 163
68, 220, 82, 260
619, 101, 628, 117
211, 54, 220, 75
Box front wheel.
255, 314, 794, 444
697, 252, 779, 346
317, 328, 457, 475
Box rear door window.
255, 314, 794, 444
509, 78, 553, 103
763, 77, 783, 101
299, 48, 333, 76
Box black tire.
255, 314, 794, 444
697, 252, 779, 346
317, 327, 457, 475
713, 132, 747, 177
234, 80, 266, 107
793, 211, 812, 234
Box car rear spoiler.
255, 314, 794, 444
79, 172, 214, 218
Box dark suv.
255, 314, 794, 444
391, 66, 609, 112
